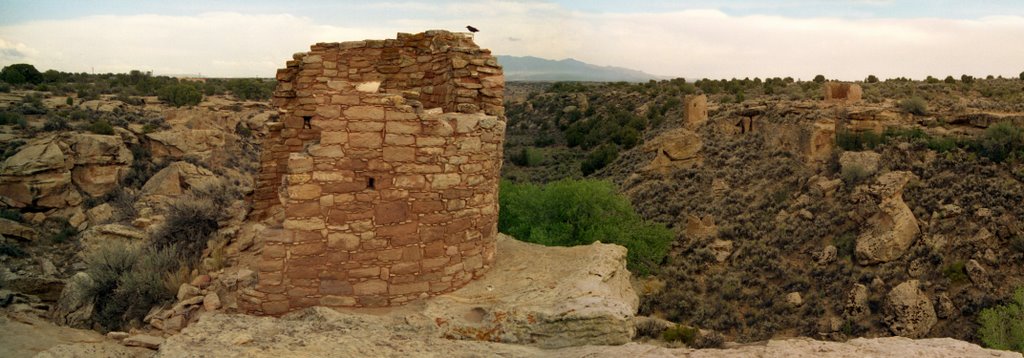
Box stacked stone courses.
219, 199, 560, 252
242, 30, 505, 315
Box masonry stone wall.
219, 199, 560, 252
824, 82, 862, 102
242, 30, 505, 315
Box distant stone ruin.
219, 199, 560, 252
682, 94, 708, 127
824, 82, 862, 102
242, 30, 505, 315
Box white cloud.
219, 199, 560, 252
0, 5, 1022, 80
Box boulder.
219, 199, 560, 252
839, 151, 881, 177
786, 292, 804, 307
844, 284, 870, 319
146, 129, 226, 159
71, 165, 126, 197
141, 161, 218, 197
0, 139, 76, 208
884, 280, 937, 338
77, 224, 146, 256
817, 245, 838, 265
856, 172, 920, 264
0, 140, 66, 176
177, 284, 202, 301
203, 292, 222, 311
707, 239, 734, 263
0, 218, 38, 241
965, 259, 990, 289
123, 334, 164, 349
51, 272, 95, 329
423, 234, 638, 348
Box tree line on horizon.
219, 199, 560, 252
0, 63, 276, 107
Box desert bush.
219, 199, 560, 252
86, 119, 115, 135
865, 75, 879, 83
151, 195, 220, 266
841, 164, 871, 185
836, 130, 885, 151
0, 208, 22, 222
189, 180, 242, 215
498, 179, 674, 275
0, 139, 25, 162
942, 260, 968, 284
0, 241, 28, 257
662, 325, 699, 345
46, 217, 78, 244
510, 146, 544, 167
225, 78, 273, 101
42, 115, 71, 131
0, 111, 25, 126
158, 83, 202, 107
82, 241, 180, 331
813, 75, 826, 83
977, 287, 1024, 352
122, 143, 164, 188
834, 233, 857, 259
927, 136, 958, 153
581, 144, 619, 175
899, 97, 928, 116
0, 63, 43, 85
978, 122, 1023, 163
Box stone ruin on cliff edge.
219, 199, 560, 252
241, 30, 506, 315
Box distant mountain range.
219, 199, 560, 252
495, 55, 670, 82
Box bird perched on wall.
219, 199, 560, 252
466, 25, 479, 33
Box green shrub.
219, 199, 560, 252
899, 97, 928, 116
86, 119, 115, 135
0, 208, 22, 222
0, 111, 24, 125
1011, 236, 1024, 255
977, 287, 1024, 352
813, 75, 826, 83
0, 83, 10, 92
942, 260, 968, 284
841, 164, 871, 185
866, 75, 879, 83
927, 136, 958, 153
82, 241, 180, 331
158, 83, 203, 107
978, 122, 1023, 163
0, 242, 28, 258
581, 144, 619, 175
151, 195, 220, 266
0, 63, 43, 85
498, 179, 674, 275
662, 325, 699, 344
510, 146, 544, 167
833, 233, 857, 259
225, 78, 273, 101
836, 130, 885, 151
41, 115, 69, 131
1020, 71, 1024, 81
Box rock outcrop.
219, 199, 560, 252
641, 128, 702, 173
883, 280, 937, 338
423, 235, 638, 348
855, 171, 921, 264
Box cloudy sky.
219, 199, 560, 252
0, 0, 1022, 80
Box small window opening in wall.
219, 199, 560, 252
302, 116, 312, 129
367, 177, 375, 189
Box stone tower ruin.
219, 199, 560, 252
242, 30, 505, 315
